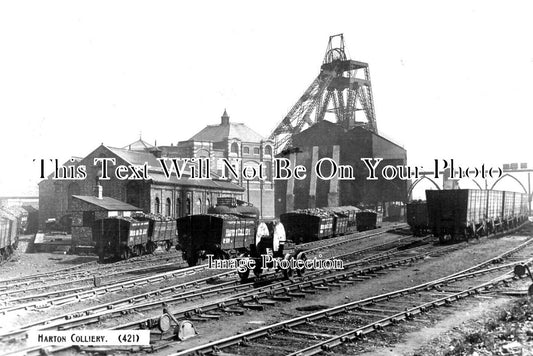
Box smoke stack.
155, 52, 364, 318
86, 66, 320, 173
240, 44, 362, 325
95, 185, 103, 199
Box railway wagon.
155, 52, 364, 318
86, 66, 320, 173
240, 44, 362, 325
322, 207, 351, 236
132, 213, 177, 253
336, 206, 360, 230
177, 214, 256, 266
355, 210, 381, 231
93, 217, 149, 261
426, 189, 529, 242
279, 209, 334, 244
0, 209, 18, 261
406, 201, 429, 236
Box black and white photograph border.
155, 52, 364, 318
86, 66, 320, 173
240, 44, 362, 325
1, 1, 533, 355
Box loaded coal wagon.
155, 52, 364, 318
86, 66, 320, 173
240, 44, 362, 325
208, 204, 260, 219
406, 200, 429, 236
355, 209, 382, 231
132, 213, 177, 253
177, 214, 256, 266
279, 209, 334, 244
322, 207, 349, 236
335, 206, 360, 232
93, 217, 149, 261
426, 189, 488, 242
426, 189, 529, 242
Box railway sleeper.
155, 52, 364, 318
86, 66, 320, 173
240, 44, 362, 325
271, 296, 292, 302
326, 283, 343, 288
241, 341, 295, 353
358, 306, 402, 314
288, 328, 336, 339
258, 299, 277, 306
347, 310, 391, 319
222, 307, 246, 314
198, 313, 221, 319
242, 303, 264, 311
286, 292, 307, 298
300, 289, 317, 294
270, 333, 315, 344
306, 321, 350, 331
338, 280, 355, 285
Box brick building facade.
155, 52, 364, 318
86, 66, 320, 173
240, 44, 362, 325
161, 110, 275, 218
39, 143, 244, 230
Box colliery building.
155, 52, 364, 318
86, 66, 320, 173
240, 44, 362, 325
159, 110, 275, 218
38, 143, 245, 229
38, 110, 275, 233
275, 120, 408, 217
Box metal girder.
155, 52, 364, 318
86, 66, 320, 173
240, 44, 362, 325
269, 34, 378, 153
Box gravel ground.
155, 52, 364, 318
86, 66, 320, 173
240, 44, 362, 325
3, 224, 533, 356
159, 227, 533, 355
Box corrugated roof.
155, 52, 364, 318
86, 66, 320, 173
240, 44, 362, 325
72, 195, 142, 211
189, 123, 266, 143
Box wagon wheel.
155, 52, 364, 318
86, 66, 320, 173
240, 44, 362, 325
146, 241, 155, 254
295, 251, 307, 277
121, 247, 131, 260
186, 254, 199, 267
253, 263, 263, 278
282, 267, 293, 279
282, 254, 293, 279
238, 268, 250, 281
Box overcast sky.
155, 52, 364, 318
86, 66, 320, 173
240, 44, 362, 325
0, 1, 532, 197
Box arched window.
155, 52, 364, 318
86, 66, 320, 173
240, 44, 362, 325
231, 142, 239, 154
166, 198, 171, 216
253, 147, 260, 155
197, 198, 202, 213
243, 147, 249, 154
264, 145, 272, 156
186, 197, 191, 215
176, 198, 182, 217
206, 198, 210, 208
155, 197, 160, 214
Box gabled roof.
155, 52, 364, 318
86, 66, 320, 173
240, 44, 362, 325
106, 146, 162, 169
122, 138, 154, 151
72, 195, 142, 211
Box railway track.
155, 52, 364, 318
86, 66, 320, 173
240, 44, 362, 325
0, 226, 411, 315
7, 233, 530, 356
2, 224, 527, 355
297, 223, 408, 252
0, 264, 214, 315
0, 233, 430, 350
0, 224, 405, 295
0, 259, 187, 300
0, 232, 422, 332
0, 250, 183, 290
166, 252, 533, 355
